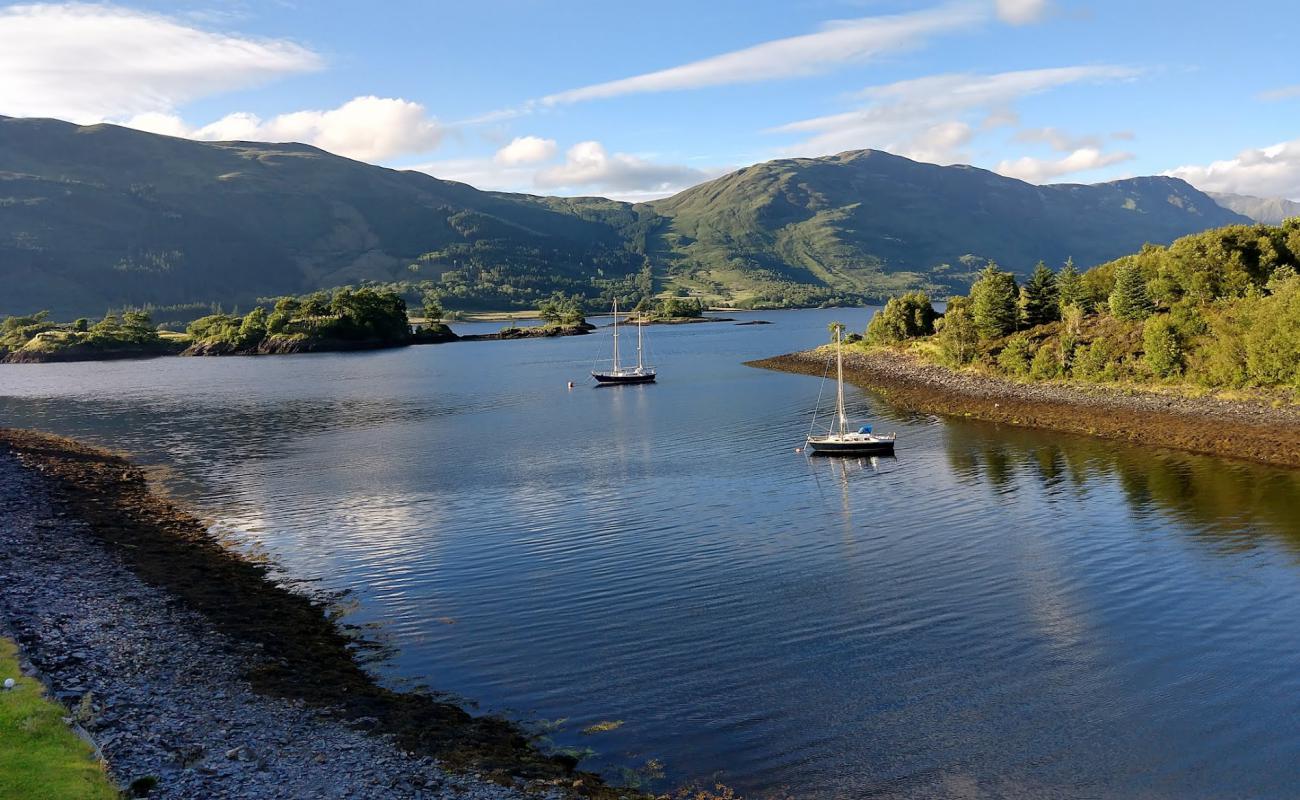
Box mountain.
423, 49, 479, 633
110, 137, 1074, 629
1208, 191, 1300, 225
0, 116, 1250, 317
648, 149, 1248, 304
0, 116, 649, 317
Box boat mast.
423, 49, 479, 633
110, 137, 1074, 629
836, 325, 847, 435
636, 313, 644, 371
612, 298, 620, 373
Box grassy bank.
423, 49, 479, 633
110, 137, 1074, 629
750, 346, 1300, 469
0, 429, 644, 798
0, 637, 118, 800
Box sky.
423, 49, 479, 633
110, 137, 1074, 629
1, 0, 1298, 201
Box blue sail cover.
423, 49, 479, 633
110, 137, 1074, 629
858, 425, 872, 434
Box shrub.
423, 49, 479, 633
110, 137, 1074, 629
1142, 315, 1184, 378
1029, 343, 1061, 379
1073, 338, 1121, 382
996, 334, 1033, 376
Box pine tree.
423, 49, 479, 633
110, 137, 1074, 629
1021, 261, 1060, 327
1109, 261, 1154, 320
969, 263, 1020, 339
1057, 258, 1082, 311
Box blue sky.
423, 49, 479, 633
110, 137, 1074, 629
2, 0, 1298, 200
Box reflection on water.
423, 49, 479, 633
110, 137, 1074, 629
946, 424, 1300, 554
2, 309, 1299, 799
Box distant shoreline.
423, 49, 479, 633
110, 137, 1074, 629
0, 314, 754, 364
750, 347, 1300, 469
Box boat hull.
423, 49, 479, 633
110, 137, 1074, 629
592, 371, 656, 384
806, 438, 895, 456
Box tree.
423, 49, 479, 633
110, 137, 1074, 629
1057, 258, 1083, 312
421, 293, 444, 324
72, 318, 89, 333
969, 263, 1020, 339
935, 299, 978, 366
238, 307, 268, 347
827, 321, 846, 342
1021, 262, 1060, 327
1109, 261, 1153, 320
866, 292, 937, 343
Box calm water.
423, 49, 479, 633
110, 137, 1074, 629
2, 308, 1299, 798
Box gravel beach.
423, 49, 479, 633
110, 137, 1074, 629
0, 431, 615, 799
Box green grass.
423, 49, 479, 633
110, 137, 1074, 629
0, 638, 119, 800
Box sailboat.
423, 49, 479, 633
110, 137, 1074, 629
591, 299, 656, 384
806, 325, 895, 455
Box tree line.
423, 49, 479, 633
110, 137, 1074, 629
863, 220, 1300, 390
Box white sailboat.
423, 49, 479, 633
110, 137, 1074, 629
591, 299, 656, 384
806, 325, 895, 455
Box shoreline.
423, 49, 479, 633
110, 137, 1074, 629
0, 428, 640, 799
749, 347, 1300, 469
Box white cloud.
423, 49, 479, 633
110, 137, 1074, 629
997, 147, 1134, 183
535, 141, 713, 196
539, 3, 985, 105
774, 65, 1138, 163
494, 136, 558, 166
125, 96, 444, 162
995, 0, 1051, 25
1165, 138, 1300, 201
0, 2, 321, 122
409, 141, 719, 201
1015, 126, 1104, 152
897, 122, 975, 163
1258, 85, 1300, 102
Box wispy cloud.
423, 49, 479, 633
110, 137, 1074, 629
773, 66, 1139, 163
1257, 84, 1300, 102
994, 0, 1052, 25
127, 96, 444, 162
1165, 138, 1300, 201
0, 2, 321, 122
538, 3, 986, 106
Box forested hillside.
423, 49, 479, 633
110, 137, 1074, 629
0, 116, 1248, 317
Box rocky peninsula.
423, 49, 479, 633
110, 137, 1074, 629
751, 347, 1300, 469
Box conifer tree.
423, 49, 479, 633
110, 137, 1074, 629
1057, 258, 1083, 311
1109, 261, 1154, 320
1021, 261, 1060, 327
969, 263, 1020, 339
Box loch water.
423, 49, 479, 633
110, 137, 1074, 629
2, 308, 1298, 798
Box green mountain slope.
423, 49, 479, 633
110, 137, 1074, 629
0, 116, 647, 316
647, 149, 1248, 305
0, 117, 1248, 316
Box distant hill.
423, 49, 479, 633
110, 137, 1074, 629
0, 116, 1249, 316
648, 150, 1247, 305
1208, 191, 1300, 225
0, 116, 648, 317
